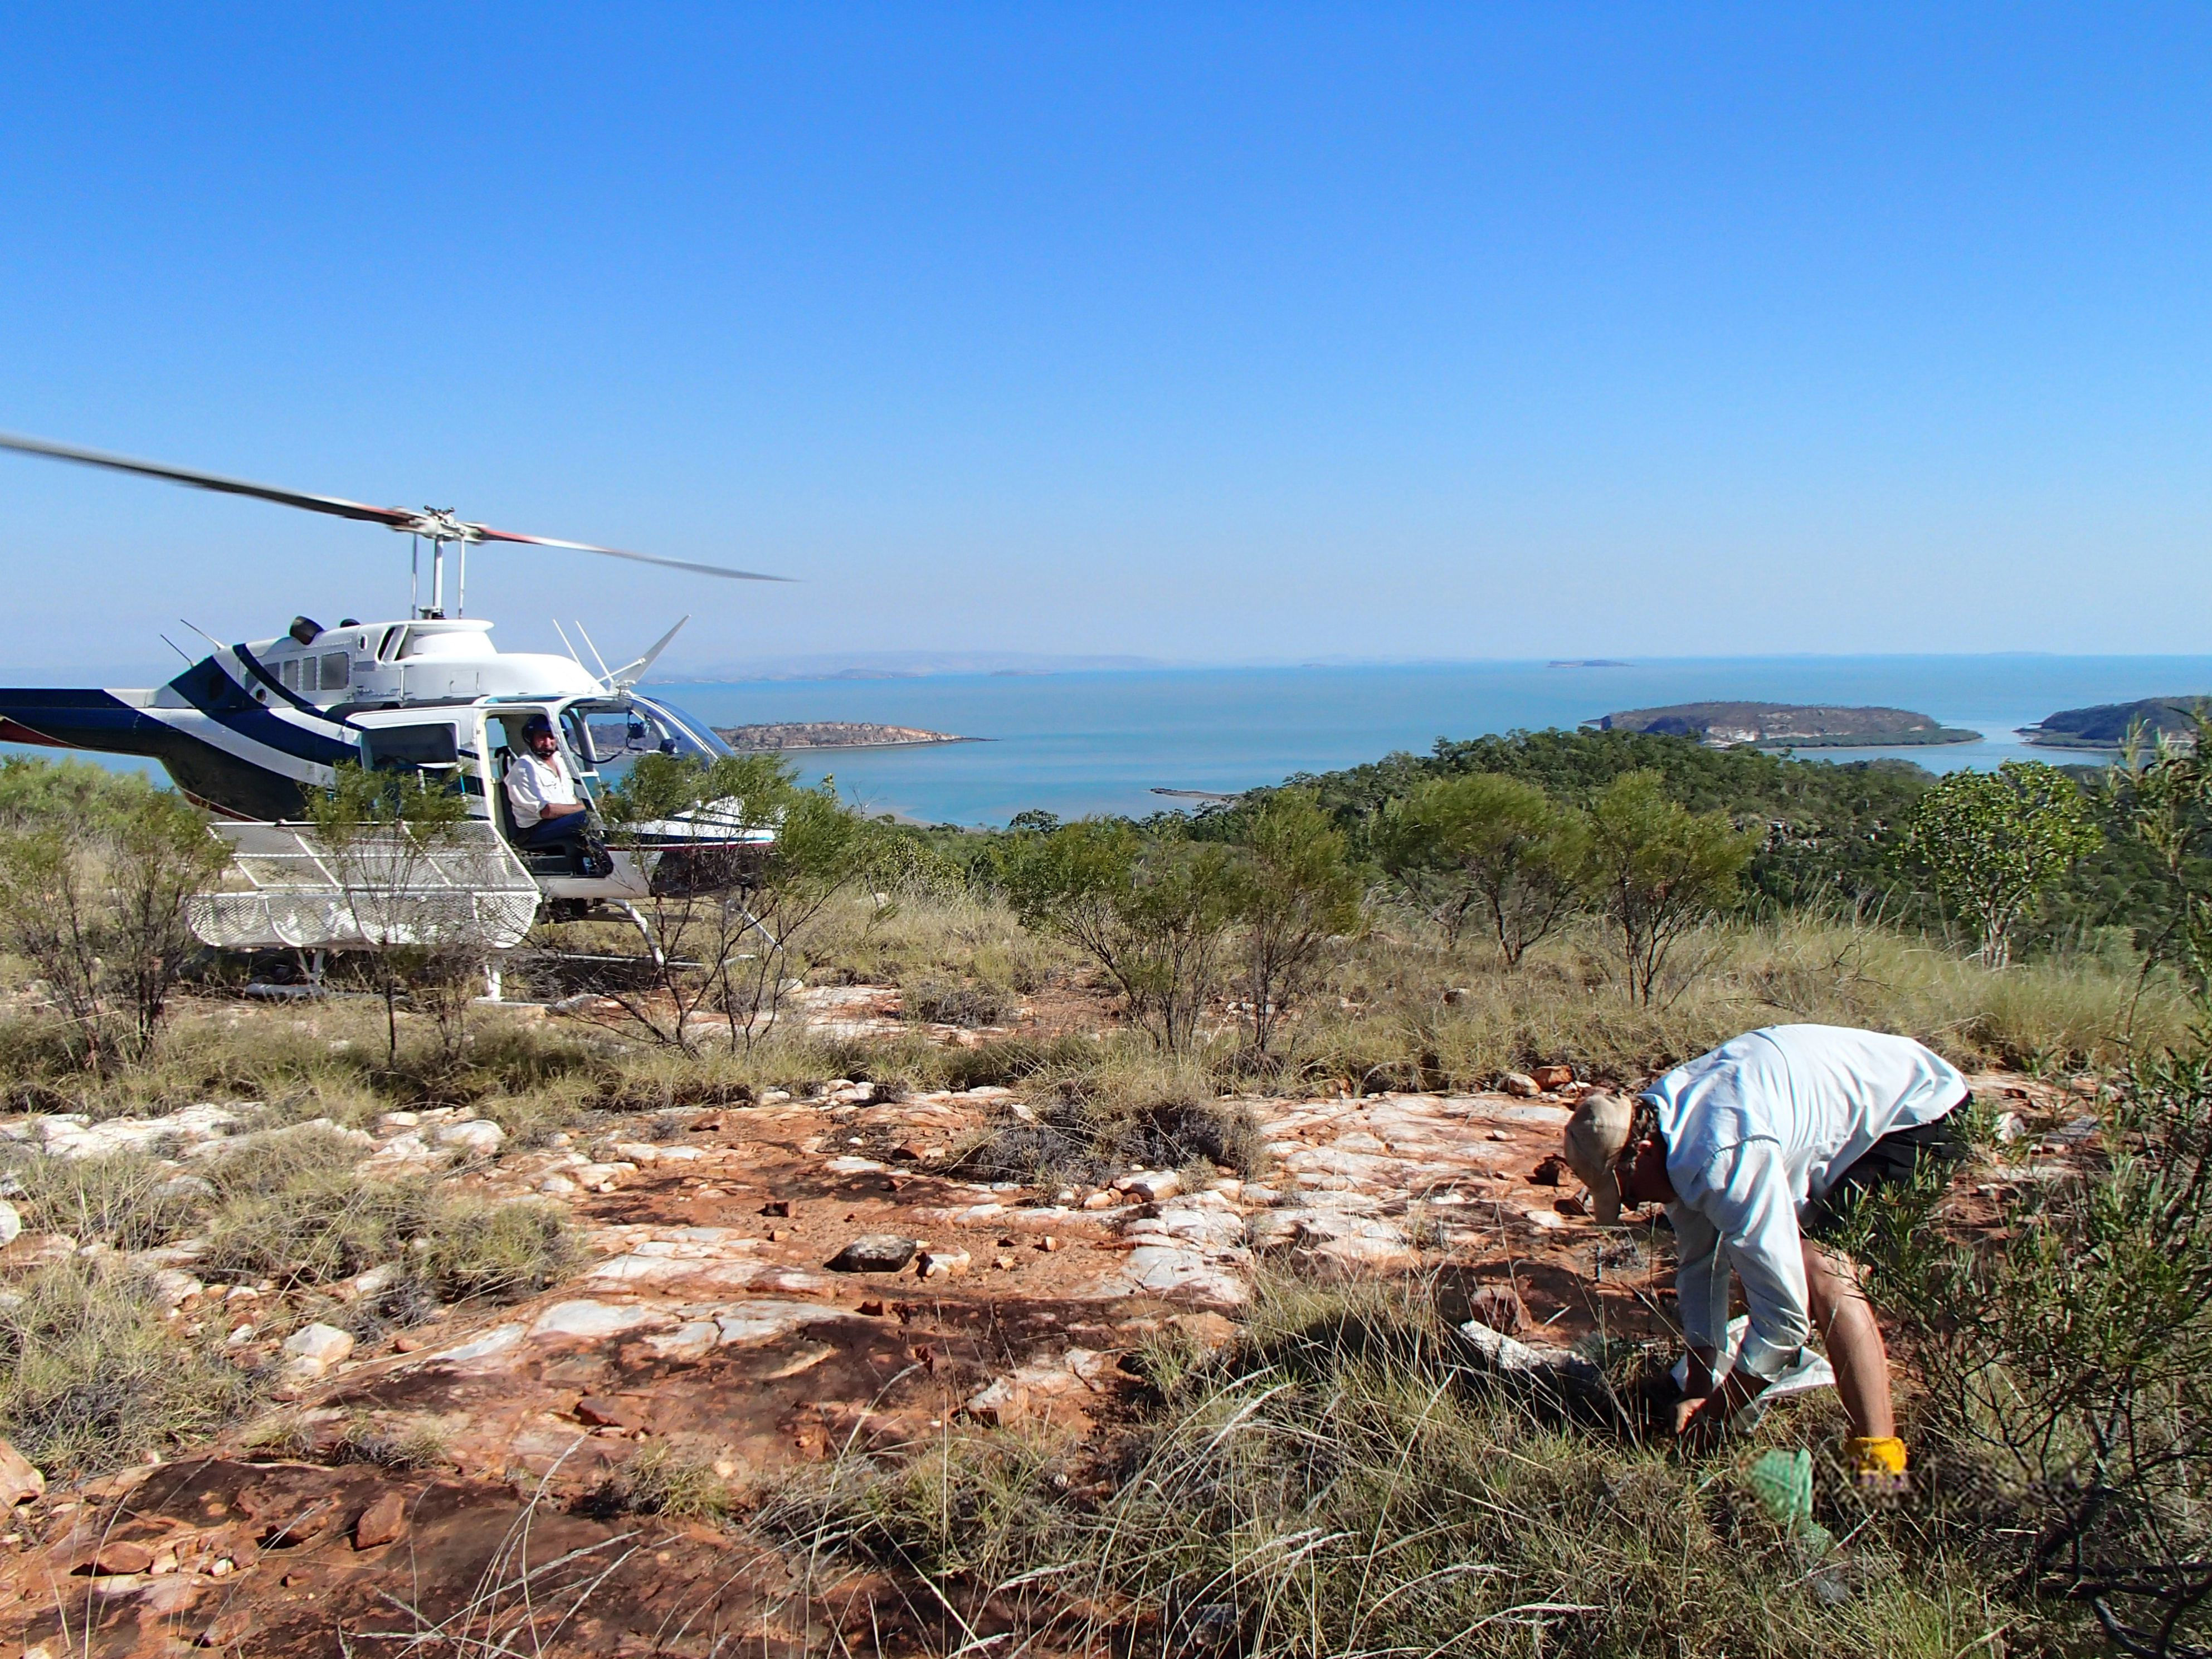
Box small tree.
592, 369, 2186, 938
598, 753, 871, 1053
1236, 789, 1361, 1062
2108, 719, 2212, 993
1897, 759, 2102, 968
1375, 773, 1587, 963
1852, 1055, 2212, 1654
0, 761, 227, 1070
1001, 821, 1245, 1054
303, 764, 480, 1065
1583, 770, 1756, 1003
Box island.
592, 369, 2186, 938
1589, 702, 1981, 749
2020, 697, 2209, 750
713, 721, 976, 752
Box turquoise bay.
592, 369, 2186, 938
649, 655, 2212, 827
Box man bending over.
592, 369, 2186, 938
1560, 1023, 1971, 1487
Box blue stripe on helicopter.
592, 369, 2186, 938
163, 656, 360, 768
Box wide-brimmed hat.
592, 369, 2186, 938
1561, 1089, 1636, 1224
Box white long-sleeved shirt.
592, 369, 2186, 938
505, 750, 580, 828
1643, 1024, 1966, 1380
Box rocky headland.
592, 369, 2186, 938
2021, 696, 2208, 750
1591, 701, 1980, 748
713, 722, 975, 752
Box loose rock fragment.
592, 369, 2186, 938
76, 1540, 153, 1576
433, 1120, 505, 1157
827, 1235, 919, 1273
1464, 1284, 1530, 1335
354, 1491, 408, 1550
576, 1395, 644, 1429
279, 1322, 355, 1384
0, 1438, 43, 1507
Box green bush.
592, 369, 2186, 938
1852, 1055, 2212, 1653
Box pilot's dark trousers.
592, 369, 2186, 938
515, 815, 588, 850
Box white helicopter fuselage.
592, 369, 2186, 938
0, 614, 761, 904
0, 430, 791, 916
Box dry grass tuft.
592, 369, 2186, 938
0, 1257, 264, 1479
765, 1277, 2019, 1658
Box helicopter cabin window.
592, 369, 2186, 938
361, 723, 460, 777
573, 697, 728, 782
279, 658, 301, 691
318, 651, 350, 692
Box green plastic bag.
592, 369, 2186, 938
1747, 1448, 1836, 1551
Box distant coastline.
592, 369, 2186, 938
713, 721, 979, 752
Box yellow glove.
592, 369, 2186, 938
1845, 1435, 1909, 1496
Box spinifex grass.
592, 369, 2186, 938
764, 1280, 2019, 1658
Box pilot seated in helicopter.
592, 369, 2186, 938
506, 714, 605, 872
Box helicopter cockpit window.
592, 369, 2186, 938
572, 697, 729, 780
561, 707, 597, 770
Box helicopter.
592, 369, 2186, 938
0, 432, 787, 915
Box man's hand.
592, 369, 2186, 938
1672, 1358, 1775, 1452
1675, 1393, 1736, 1452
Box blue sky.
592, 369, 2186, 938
1, 5, 2206, 678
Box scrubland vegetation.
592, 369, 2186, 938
2, 721, 2211, 1653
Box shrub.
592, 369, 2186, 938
1853, 1054, 2212, 1653
0, 759, 227, 1069
1897, 760, 2102, 969
1583, 771, 1758, 1003
1235, 788, 1361, 1060
1001, 821, 1245, 1053
1376, 772, 1587, 960
597, 752, 876, 1055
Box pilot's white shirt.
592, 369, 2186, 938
506, 749, 580, 828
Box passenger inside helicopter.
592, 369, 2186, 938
506, 714, 586, 841
497, 711, 608, 875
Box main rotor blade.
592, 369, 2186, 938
471, 525, 793, 581
0, 431, 413, 528
1, 430, 794, 582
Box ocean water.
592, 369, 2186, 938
15, 655, 2211, 827
647, 655, 2212, 826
